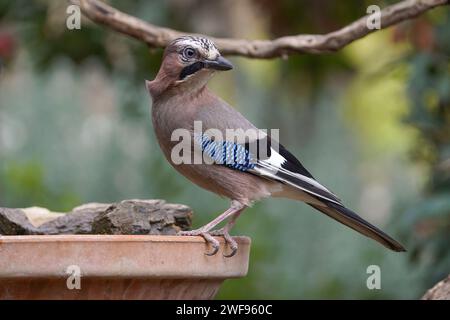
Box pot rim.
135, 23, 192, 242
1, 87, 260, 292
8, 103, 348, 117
0, 235, 251, 280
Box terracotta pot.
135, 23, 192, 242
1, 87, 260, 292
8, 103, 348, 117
0, 235, 250, 300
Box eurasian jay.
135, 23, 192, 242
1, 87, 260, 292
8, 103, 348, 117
146, 36, 406, 257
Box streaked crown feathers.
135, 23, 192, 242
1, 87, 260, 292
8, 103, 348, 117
170, 36, 220, 60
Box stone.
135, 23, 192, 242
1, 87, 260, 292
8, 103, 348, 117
22, 207, 64, 227
0, 199, 193, 235
0, 208, 39, 235
91, 199, 192, 235
38, 206, 103, 234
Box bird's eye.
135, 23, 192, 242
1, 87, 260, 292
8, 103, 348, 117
182, 47, 196, 59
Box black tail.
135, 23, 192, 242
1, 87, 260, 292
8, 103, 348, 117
309, 201, 406, 252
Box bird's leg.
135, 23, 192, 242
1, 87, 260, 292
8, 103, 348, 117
209, 210, 243, 257
178, 201, 245, 256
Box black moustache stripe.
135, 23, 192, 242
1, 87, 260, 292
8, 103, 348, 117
179, 61, 205, 80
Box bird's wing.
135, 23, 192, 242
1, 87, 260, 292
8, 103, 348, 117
309, 201, 406, 251
195, 133, 342, 205
195, 132, 406, 252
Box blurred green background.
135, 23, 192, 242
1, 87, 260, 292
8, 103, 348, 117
0, 0, 449, 299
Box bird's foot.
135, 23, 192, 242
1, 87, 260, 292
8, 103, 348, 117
177, 228, 238, 257
177, 229, 220, 256
209, 228, 238, 258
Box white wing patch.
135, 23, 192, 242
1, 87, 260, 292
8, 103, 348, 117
266, 147, 285, 167
251, 147, 341, 205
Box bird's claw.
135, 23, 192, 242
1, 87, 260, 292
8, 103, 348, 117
177, 228, 238, 257
210, 228, 238, 258
200, 232, 221, 256
177, 229, 220, 256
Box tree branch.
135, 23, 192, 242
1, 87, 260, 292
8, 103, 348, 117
75, 0, 449, 59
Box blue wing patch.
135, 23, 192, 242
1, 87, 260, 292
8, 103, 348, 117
195, 134, 256, 171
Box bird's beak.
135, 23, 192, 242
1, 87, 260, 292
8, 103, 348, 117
204, 56, 233, 71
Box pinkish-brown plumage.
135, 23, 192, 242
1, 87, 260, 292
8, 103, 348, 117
146, 36, 406, 257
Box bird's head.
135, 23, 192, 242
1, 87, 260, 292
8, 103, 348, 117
147, 36, 233, 98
